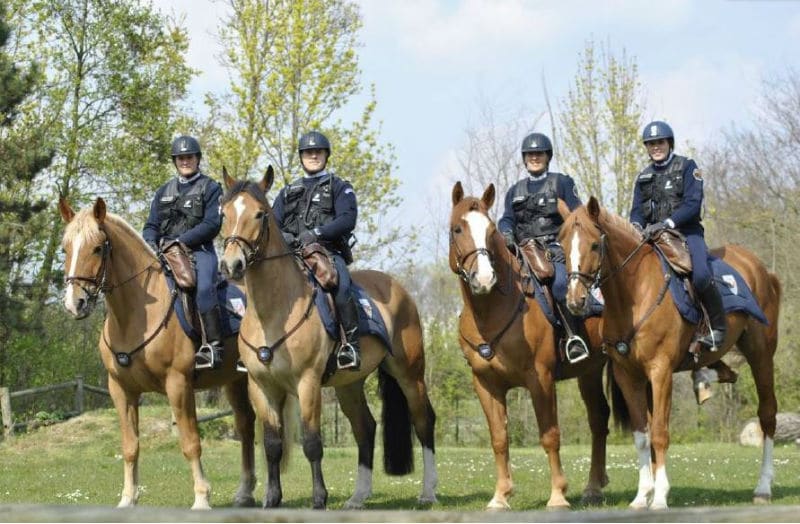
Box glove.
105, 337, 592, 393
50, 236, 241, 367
547, 244, 566, 264
502, 231, 515, 249
281, 231, 298, 247
642, 221, 668, 240
298, 229, 317, 246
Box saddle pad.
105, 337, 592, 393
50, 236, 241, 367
170, 276, 246, 342
659, 254, 768, 325
312, 278, 393, 353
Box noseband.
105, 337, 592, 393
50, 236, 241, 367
64, 236, 112, 306
453, 243, 493, 285
222, 206, 294, 267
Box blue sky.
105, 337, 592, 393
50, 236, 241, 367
153, 0, 800, 258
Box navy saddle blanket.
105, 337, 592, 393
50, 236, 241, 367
659, 255, 768, 325
168, 277, 246, 341
313, 280, 393, 353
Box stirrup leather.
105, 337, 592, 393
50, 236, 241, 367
336, 342, 360, 370
195, 343, 221, 370
565, 335, 590, 364
697, 329, 724, 352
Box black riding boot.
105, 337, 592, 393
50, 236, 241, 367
337, 294, 361, 371
560, 306, 590, 364
697, 281, 726, 351
197, 305, 224, 370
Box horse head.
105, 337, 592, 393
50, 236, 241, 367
449, 181, 502, 295
219, 165, 280, 280
59, 197, 112, 319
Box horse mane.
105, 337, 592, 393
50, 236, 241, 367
221, 180, 270, 207
598, 206, 643, 241
62, 207, 154, 254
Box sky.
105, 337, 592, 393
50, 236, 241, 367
151, 0, 800, 258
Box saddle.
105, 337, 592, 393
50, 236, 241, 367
651, 229, 692, 275
519, 238, 554, 282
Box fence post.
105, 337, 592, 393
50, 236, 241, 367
1, 387, 13, 439
75, 375, 84, 415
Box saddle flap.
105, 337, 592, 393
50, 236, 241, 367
520, 238, 554, 281
301, 242, 339, 290
654, 229, 692, 275
161, 240, 196, 289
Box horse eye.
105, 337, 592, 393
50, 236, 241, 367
452, 225, 462, 235
591, 242, 600, 252
255, 211, 265, 220
93, 245, 103, 255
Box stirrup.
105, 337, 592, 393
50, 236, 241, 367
195, 343, 222, 370
235, 360, 248, 373
697, 329, 725, 352
336, 343, 360, 371
565, 335, 590, 364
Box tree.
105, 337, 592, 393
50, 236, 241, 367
208, 0, 407, 267
555, 39, 644, 214
0, 0, 54, 385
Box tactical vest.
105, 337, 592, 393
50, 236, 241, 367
636, 155, 686, 224
511, 172, 562, 242
157, 176, 211, 238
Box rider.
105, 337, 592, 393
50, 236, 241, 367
273, 131, 361, 371
630, 120, 726, 350
143, 135, 225, 369
498, 132, 591, 363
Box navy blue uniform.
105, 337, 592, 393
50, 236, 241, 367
499, 171, 582, 302
630, 153, 712, 290
143, 173, 222, 313
273, 170, 357, 304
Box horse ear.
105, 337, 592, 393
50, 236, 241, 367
557, 198, 570, 220
482, 184, 495, 209
58, 196, 75, 223
452, 181, 464, 205
587, 196, 600, 220
260, 165, 274, 193
222, 165, 236, 190
93, 197, 107, 223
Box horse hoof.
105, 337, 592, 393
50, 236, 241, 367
753, 494, 771, 505
486, 498, 510, 511
545, 501, 570, 511
233, 495, 256, 507
580, 490, 604, 506
342, 499, 365, 510
650, 502, 669, 511
417, 494, 437, 505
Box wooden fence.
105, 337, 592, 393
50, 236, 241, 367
1, 377, 235, 440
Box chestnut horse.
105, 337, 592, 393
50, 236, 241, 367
59, 197, 256, 509
559, 196, 781, 509
449, 182, 610, 509
218, 168, 437, 510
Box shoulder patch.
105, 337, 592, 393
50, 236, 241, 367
693, 169, 703, 181
572, 185, 579, 199
344, 188, 354, 195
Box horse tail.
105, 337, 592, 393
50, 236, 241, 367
379, 366, 414, 475
606, 362, 631, 432
279, 394, 298, 473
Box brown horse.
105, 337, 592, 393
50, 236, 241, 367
559, 196, 781, 509
59, 197, 256, 509
449, 182, 610, 509
218, 168, 437, 510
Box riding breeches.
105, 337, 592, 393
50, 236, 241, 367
331, 253, 353, 309
686, 233, 713, 291
194, 249, 219, 314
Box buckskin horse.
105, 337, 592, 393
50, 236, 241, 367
559, 196, 781, 509
449, 182, 610, 509
59, 197, 256, 509
218, 167, 437, 510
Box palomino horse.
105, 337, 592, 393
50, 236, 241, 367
59, 197, 256, 509
449, 182, 610, 509
218, 168, 437, 510
559, 197, 781, 509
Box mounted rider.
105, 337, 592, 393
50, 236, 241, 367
630, 120, 726, 350
273, 131, 361, 371
143, 135, 225, 370
498, 132, 591, 363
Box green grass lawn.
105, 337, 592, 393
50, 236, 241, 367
1, 406, 799, 511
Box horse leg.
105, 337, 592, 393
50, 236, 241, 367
223, 376, 257, 507
527, 368, 569, 509
248, 379, 285, 508
472, 374, 513, 510
335, 380, 376, 509
737, 326, 777, 503
297, 376, 327, 509
647, 368, 674, 510
612, 366, 654, 509
108, 377, 141, 508
165, 373, 211, 510
576, 369, 610, 505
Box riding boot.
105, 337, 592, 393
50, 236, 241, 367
197, 305, 224, 370
337, 294, 361, 371
560, 306, 590, 364
697, 281, 726, 351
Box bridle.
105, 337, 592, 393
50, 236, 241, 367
222, 208, 293, 268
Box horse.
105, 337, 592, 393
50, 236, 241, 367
58, 197, 256, 510
559, 196, 781, 510
217, 167, 438, 510
449, 182, 610, 510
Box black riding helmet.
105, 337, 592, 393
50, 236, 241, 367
521, 132, 553, 161
298, 131, 331, 156
642, 121, 674, 149
171, 135, 202, 159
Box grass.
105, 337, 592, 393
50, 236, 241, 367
1, 406, 799, 511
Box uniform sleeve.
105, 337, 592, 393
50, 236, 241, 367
667, 158, 703, 229
559, 174, 582, 210
317, 178, 357, 241
497, 183, 517, 235
629, 174, 646, 228
272, 188, 286, 230
142, 186, 164, 245
177, 180, 223, 248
